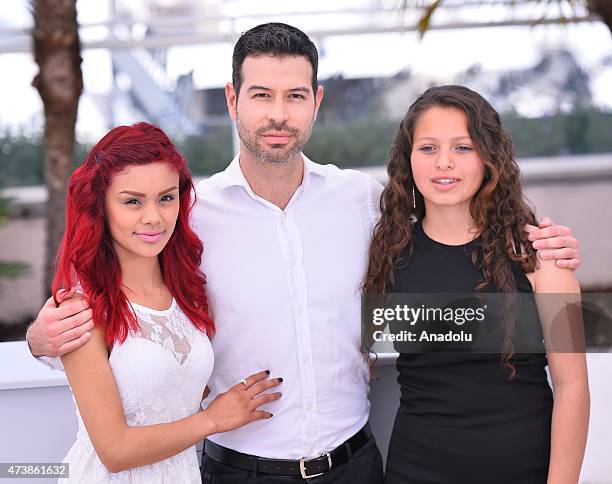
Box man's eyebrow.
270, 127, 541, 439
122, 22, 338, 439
117, 186, 177, 197
246, 86, 311, 93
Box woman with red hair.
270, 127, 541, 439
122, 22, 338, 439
56, 122, 281, 482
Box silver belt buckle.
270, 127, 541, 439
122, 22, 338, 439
299, 452, 332, 479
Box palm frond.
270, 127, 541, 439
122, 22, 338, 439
418, 0, 445, 37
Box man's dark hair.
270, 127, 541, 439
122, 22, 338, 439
232, 22, 319, 98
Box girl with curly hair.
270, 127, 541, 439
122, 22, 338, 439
55, 122, 281, 482
364, 86, 589, 483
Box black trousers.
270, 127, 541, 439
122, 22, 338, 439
201, 434, 383, 484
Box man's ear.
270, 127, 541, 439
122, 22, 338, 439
225, 82, 238, 121
313, 85, 324, 121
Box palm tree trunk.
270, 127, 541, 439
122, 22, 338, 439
31, 0, 83, 295
588, 0, 612, 34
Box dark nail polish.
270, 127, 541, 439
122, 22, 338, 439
265, 370, 270, 375
269, 413, 273, 418
277, 377, 283, 383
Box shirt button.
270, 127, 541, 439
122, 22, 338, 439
296, 306, 303, 314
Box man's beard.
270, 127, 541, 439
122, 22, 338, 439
236, 118, 313, 165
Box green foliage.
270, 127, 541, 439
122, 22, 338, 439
177, 126, 234, 176
0, 131, 45, 186
0, 108, 610, 184
305, 116, 399, 167
0, 191, 9, 226
305, 108, 612, 167
503, 108, 612, 157
0, 262, 30, 279
0, 129, 91, 187
0, 179, 30, 279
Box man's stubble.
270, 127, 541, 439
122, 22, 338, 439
236, 116, 314, 165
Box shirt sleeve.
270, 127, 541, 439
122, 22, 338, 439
26, 328, 65, 371
367, 175, 384, 228
36, 355, 65, 371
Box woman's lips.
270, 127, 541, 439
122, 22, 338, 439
135, 231, 164, 243
431, 177, 460, 191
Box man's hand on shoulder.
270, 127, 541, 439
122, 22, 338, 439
27, 287, 94, 357
525, 217, 581, 270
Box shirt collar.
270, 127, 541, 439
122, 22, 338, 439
216, 152, 326, 191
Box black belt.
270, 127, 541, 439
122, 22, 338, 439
204, 424, 372, 479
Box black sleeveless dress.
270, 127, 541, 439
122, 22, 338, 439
384, 222, 553, 484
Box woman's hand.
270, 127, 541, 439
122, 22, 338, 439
205, 370, 282, 434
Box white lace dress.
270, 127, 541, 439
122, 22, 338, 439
61, 299, 214, 483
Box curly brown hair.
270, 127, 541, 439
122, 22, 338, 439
363, 85, 539, 375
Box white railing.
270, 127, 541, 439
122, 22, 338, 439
1, 341, 610, 482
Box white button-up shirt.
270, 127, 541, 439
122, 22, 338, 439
192, 154, 383, 459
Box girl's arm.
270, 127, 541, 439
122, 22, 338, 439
532, 259, 590, 484
62, 301, 281, 473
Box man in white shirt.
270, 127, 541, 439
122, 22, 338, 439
27, 22, 581, 483
192, 23, 384, 482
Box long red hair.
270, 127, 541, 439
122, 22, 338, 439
52, 122, 214, 346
